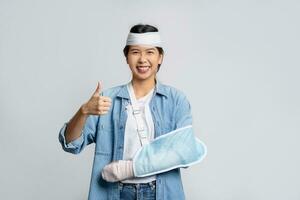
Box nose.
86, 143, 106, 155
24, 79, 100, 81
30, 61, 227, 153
138, 52, 147, 63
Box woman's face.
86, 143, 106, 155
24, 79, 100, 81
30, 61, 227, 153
127, 45, 163, 82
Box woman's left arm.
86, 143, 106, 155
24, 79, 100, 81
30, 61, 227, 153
174, 93, 193, 129
101, 92, 196, 182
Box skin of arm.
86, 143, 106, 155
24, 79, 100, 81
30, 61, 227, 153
65, 105, 89, 144
64, 82, 112, 144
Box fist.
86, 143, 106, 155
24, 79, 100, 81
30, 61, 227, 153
81, 81, 112, 115
101, 160, 134, 182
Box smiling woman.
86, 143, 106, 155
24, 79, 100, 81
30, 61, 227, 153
123, 25, 164, 72
58, 24, 205, 200
126, 44, 162, 85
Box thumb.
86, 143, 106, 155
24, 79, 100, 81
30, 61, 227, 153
92, 81, 101, 96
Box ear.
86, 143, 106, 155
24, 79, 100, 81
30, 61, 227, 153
126, 57, 129, 64
158, 54, 163, 64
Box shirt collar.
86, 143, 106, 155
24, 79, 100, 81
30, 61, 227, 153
116, 79, 168, 99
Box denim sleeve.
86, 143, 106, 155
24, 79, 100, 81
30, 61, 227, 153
174, 94, 193, 169
174, 93, 193, 129
58, 115, 99, 154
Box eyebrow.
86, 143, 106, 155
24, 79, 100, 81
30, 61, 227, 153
129, 48, 156, 52
145, 48, 156, 51
129, 48, 140, 52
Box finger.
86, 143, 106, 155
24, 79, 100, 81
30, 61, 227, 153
91, 111, 106, 116
91, 110, 105, 115
100, 106, 110, 112
100, 101, 112, 107
96, 105, 109, 112
100, 111, 108, 115
92, 81, 102, 96
97, 99, 111, 107
100, 96, 112, 102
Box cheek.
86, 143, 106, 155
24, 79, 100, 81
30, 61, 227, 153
127, 57, 135, 66
152, 57, 161, 66
153, 55, 162, 63
127, 60, 138, 70
128, 55, 138, 62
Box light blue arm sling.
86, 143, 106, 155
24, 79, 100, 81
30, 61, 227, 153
132, 125, 207, 177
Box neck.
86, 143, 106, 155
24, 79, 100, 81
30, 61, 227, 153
131, 78, 156, 99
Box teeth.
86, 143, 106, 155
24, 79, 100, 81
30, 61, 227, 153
137, 66, 150, 73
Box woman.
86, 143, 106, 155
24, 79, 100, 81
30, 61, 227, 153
59, 24, 201, 200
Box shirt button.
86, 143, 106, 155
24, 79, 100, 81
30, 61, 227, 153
120, 125, 124, 129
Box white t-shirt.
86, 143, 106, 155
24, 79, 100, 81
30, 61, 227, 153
122, 82, 156, 183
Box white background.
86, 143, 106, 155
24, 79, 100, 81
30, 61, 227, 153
1, 0, 299, 199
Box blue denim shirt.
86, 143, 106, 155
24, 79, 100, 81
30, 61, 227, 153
58, 81, 192, 200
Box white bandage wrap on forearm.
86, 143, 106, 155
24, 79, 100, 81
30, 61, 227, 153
101, 160, 134, 182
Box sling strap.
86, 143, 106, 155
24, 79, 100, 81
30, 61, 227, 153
127, 83, 154, 147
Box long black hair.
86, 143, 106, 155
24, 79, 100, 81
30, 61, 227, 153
123, 24, 164, 72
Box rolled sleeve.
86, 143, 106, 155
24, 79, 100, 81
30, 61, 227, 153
58, 123, 84, 153
58, 115, 99, 154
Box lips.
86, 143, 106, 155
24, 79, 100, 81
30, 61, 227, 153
136, 66, 150, 73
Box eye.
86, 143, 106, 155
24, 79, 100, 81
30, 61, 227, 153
147, 51, 155, 54
131, 51, 139, 54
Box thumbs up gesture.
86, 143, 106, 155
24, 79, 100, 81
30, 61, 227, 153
81, 82, 112, 116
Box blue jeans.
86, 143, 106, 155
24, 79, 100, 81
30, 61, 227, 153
119, 181, 156, 200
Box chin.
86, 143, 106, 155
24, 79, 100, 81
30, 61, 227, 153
133, 74, 155, 81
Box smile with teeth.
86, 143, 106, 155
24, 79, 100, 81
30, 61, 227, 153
136, 66, 150, 73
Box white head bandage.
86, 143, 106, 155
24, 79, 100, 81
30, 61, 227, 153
126, 32, 162, 47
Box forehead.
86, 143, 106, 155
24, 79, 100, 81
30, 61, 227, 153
128, 45, 158, 51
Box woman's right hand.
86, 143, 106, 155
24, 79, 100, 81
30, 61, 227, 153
81, 82, 112, 116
